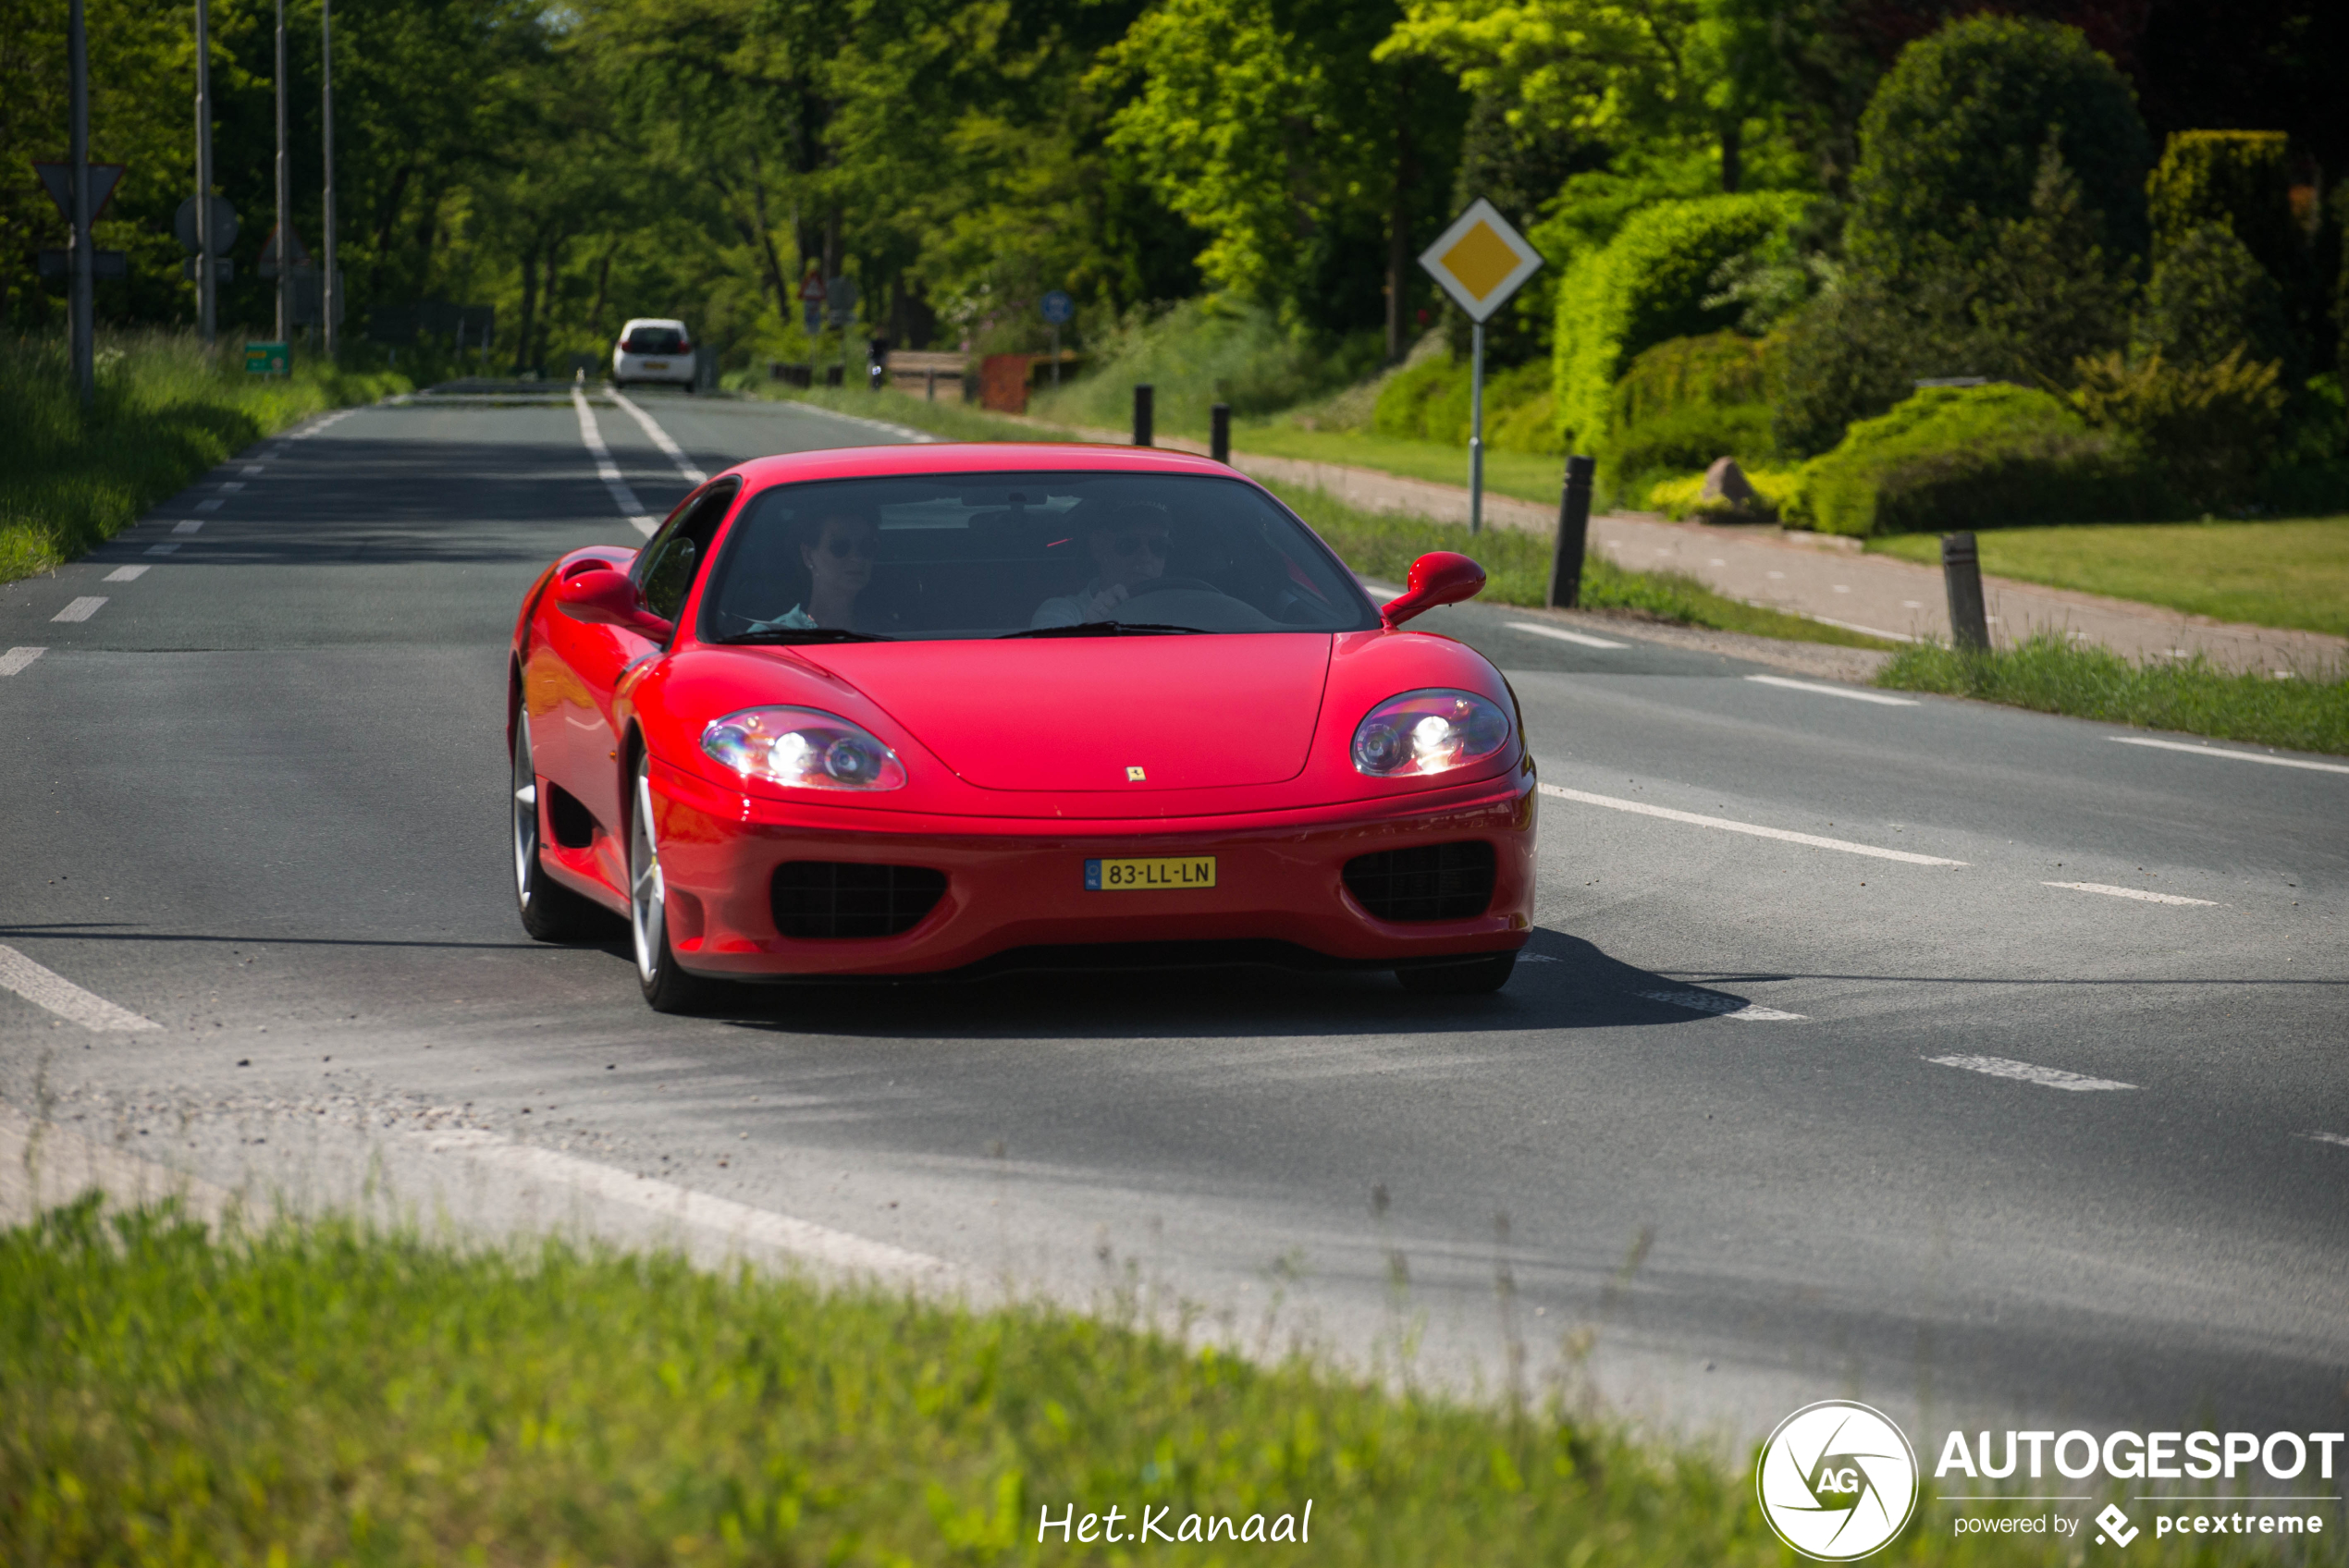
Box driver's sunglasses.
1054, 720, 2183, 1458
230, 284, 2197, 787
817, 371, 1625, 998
823, 533, 873, 558
1109, 532, 1170, 558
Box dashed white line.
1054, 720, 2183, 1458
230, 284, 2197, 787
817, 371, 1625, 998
51, 597, 106, 623
193, 498, 223, 512
240, 464, 265, 475
571, 386, 656, 536
418, 1128, 947, 1284
0, 647, 46, 677
290, 410, 356, 438
2043, 881, 2216, 906
2109, 736, 2349, 777
104, 565, 149, 582
1637, 988, 1805, 1021
1507, 620, 1629, 650
1926, 1054, 2136, 1092
607, 388, 707, 484
2300, 1133, 2349, 1149
217, 481, 246, 493
1745, 674, 1918, 706
172, 519, 204, 534
1539, 784, 1966, 865
0, 945, 160, 1031
146, 543, 181, 556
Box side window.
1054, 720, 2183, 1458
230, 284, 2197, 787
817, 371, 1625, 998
635, 480, 739, 622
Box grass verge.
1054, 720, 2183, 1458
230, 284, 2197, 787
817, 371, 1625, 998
2, 1198, 2284, 1567
0, 333, 410, 584
1876, 633, 2349, 754
760, 386, 1888, 650
1865, 519, 2349, 639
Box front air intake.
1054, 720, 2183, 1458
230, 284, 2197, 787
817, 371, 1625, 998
1342, 841, 1496, 923
770, 862, 947, 938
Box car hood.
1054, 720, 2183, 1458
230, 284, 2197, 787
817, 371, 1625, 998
800, 634, 1334, 792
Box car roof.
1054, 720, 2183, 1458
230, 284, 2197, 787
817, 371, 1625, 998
719, 443, 1257, 490
619, 317, 687, 331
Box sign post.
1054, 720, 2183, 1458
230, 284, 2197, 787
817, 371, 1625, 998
826, 274, 859, 386
320, 0, 338, 357
1041, 289, 1074, 388
273, 0, 289, 344
68, 0, 94, 405
194, 0, 216, 344
1417, 199, 1545, 535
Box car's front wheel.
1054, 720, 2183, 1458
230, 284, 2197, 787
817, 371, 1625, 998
629, 756, 723, 1013
1396, 951, 1517, 995
512, 718, 612, 942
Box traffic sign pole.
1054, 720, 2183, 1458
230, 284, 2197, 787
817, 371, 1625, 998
321, 0, 337, 358
1417, 200, 1546, 544
1470, 323, 1485, 535
69, 0, 93, 406
274, 0, 289, 347
195, 0, 215, 346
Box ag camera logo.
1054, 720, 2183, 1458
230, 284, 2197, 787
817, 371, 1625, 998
1758, 1401, 1920, 1560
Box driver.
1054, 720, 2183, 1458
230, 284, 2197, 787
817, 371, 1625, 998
1030, 504, 1174, 627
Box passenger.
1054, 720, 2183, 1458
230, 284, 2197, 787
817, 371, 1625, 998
1030, 504, 1173, 627
746, 508, 879, 631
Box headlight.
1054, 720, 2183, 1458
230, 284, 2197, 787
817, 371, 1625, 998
701, 707, 906, 791
1351, 689, 1511, 778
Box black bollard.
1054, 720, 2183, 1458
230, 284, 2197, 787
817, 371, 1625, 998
1941, 532, 1990, 652
1547, 455, 1596, 608
1133, 384, 1154, 447
1211, 402, 1231, 464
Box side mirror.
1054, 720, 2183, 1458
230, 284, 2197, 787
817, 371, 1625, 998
1380, 551, 1486, 629
555, 568, 673, 641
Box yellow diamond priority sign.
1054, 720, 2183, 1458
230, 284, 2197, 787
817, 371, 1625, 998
1419, 199, 1544, 323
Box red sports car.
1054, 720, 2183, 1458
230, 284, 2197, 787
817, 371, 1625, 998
507, 443, 1536, 1011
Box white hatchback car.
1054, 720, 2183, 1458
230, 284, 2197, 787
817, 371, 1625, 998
611, 318, 697, 390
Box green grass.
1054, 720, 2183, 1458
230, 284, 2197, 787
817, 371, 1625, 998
1224, 423, 1572, 508
1866, 519, 2349, 638
0, 333, 410, 584
5, 1199, 2305, 1568
762, 386, 1887, 649
1877, 633, 2349, 753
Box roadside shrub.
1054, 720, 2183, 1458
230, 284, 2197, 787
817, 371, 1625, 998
1026, 299, 1379, 435
2146, 131, 2297, 279
1645, 467, 1806, 522
1798, 384, 2151, 535
1370, 354, 1460, 439
1600, 331, 1785, 487
1369, 357, 1558, 453
2134, 223, 2292, 371
2068, 347, 2286, 507
1846, 15, 2150, 280
1552, 190, 1809, 450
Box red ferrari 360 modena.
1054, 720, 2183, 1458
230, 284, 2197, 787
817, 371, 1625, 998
507, 442, 1536, 1011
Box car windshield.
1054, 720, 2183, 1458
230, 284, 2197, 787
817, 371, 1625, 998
698, 472, 1379, 643
623, 326, 683, 354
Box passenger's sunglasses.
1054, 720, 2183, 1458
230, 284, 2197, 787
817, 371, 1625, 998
821, 533, 873, 558
1108, 532, 1169, 558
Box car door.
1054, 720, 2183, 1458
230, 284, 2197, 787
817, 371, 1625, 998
532, 479, 739, 887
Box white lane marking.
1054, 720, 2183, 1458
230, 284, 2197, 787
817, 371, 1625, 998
104, 565, 150, 582
0, 945, 161, 1031
2044, 881, 2218, 906
418, 1128, 948, 1283
1926, 1054, 2136, 1092
0, 647, 46, 677
571, 386, 656, 537
240, 464, 265, 475
1637, 988, 1804, 1021
1745, 674, 1919, 706
1519, 953, 1559, 962
1804, 613, 1919, 643
782, 398, 942, 445
193, 499, 223, 513
1765, 570, 1786, 579
1832, 584, 1851, 593
1507, 620, 1629, 649
173, 520, 203, 535
1539, 783, 1966, 865
2299, 1132, 2349, 1148
146, 543, 180, 556
52, 597, 106, 623
289, 410, 355, 438
216, 481, 245, 493
606, 388, 708, 484
2110, 736, 2349, 777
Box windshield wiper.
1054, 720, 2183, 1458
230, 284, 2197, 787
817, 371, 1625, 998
996, 620, 1209, 639
719, 628, 895, 645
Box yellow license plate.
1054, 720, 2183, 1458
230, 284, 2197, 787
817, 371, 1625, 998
643, 360, 670, 370
1086, 856, 1216, 891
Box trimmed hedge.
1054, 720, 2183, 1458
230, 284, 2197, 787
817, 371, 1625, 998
2146, 131, 2296, 276
1551, 191, 1809, 453
2137, 222, 2293, 372
1599, 330, 1782, 482
1798, 384, 2154, 536
1846, 15, 2150, 279
1370, 356, 1560, 454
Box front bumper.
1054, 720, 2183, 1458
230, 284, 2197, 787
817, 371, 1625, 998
649, 759, 1538, 977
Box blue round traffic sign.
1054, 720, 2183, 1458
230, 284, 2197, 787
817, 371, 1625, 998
1041, 289, 1075, 325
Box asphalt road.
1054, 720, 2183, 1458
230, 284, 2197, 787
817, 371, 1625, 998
4, 386, 2343, 1452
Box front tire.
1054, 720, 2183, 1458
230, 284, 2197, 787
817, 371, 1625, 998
513, 718, 611, 941
629, 757, 724, 1013
1396, 951, 1517, 996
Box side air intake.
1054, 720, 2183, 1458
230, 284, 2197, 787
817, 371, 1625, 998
770, 862, 947, 939
1342, 841, 1496, 923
